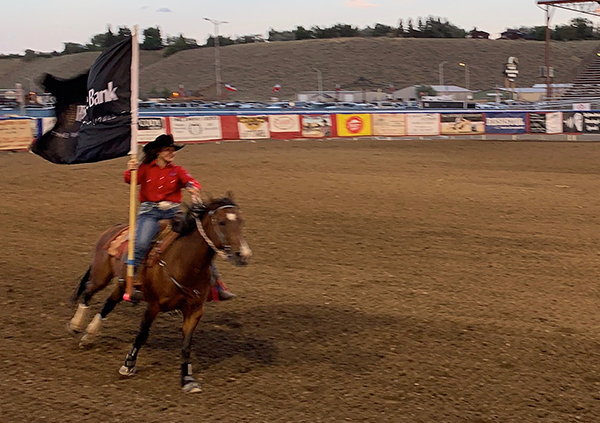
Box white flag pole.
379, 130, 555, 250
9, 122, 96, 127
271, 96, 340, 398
125, 25, 140, 299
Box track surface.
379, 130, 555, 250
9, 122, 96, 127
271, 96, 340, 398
1, 139, 600, 422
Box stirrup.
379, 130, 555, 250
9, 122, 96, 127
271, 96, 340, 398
123, 288, 145, 304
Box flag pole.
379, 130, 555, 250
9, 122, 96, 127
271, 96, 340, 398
125, 25, 139, 298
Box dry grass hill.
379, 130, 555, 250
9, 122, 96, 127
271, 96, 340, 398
1, 38, 599, 101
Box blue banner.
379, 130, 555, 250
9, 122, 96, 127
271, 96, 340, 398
485, 112, 527, 134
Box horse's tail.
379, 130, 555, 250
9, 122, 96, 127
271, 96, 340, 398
70, 266, 91, 304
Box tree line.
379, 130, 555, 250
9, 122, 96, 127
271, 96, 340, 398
4, 16, 600, 61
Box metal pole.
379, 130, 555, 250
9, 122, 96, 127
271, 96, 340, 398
545, 7, 552, 99
439, 61, 447, 92
204, 18, 228, 100
313, 68, 323, 101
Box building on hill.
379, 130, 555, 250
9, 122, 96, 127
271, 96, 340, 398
500, 29, 532, 40
393, 85, 473, 102
468, 28, 490, 39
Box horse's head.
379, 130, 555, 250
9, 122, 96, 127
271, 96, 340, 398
193, 192, 252, 266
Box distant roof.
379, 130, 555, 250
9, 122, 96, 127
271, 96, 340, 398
531, 83, 573, 88
431, 85, 471, 92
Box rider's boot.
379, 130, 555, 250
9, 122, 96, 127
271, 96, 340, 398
215, 279, 236, 301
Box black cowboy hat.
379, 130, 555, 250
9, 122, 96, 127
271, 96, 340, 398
143, 134, 184, 153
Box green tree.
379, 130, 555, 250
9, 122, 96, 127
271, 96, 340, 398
415, 84, 437, 98
294, 26, 314, 40
142, 27, 163, 50
164, 34, 200, 57
62, 42, 88, 55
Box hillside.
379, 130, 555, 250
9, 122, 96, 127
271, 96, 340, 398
0, 38, 598, 101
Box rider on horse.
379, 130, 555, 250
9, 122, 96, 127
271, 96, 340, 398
123, 134, 235, 303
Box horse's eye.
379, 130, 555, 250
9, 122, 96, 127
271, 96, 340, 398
219, 221, 226, 226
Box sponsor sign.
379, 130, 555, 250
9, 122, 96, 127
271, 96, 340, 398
372, 113, 406, 136
137, 117, 167, 142
269, 114, 300, 133
530, 112, 563, 135
583, 112, 600, 133
528, 113, 546, 134
440, 113, 484, 135
573, 103, 591, 111
170, 116, 222, 141
406, 113, 440, 136
485, 112, 527, 134
336, 114, 372, 137
546, 112, 562, 134
238, 116, 270, 139
0, 118, 34, 150
301, 115, 332, 138
562, 111, 584, 133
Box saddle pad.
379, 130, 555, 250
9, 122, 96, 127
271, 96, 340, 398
106, 227, 129, 258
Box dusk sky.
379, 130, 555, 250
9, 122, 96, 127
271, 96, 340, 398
1, 0, 597, 54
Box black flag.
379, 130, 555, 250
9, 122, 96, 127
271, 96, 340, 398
31, 37, 132, 164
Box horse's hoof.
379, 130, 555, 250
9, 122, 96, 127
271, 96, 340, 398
119, 365, 137, 377
182, 380, 202, 393
79, 333, 95, 348
66, 322, 81, 336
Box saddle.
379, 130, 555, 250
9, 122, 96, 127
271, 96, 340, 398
105, 220, 179, 267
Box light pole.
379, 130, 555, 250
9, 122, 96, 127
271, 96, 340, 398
459, 62, 470, 108
204, 17, 228, 100
438, 61, 447, 95
313, 68, 323, 101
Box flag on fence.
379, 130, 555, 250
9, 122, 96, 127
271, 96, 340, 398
225, 83, 237, 92
272, 84, 281, 93
31, 37, 133, 164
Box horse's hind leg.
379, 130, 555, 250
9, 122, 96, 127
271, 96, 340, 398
119, 303, 160, 376
79, 281, 125, 348
67, 256, 115, 336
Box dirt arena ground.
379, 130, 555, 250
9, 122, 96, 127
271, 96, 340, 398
2, 138, 600, 422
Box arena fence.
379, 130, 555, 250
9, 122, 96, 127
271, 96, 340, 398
1, 110, 599, 151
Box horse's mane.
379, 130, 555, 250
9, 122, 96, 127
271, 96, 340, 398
173, 197, 238, 236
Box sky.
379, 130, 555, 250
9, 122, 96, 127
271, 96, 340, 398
1, 0, 598, 54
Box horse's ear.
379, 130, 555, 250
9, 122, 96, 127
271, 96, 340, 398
225, 191, 235, 201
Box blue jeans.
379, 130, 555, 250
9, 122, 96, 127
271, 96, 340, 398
134, 203, 180, 270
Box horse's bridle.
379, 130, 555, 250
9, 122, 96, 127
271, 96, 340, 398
194, 205, 238, 261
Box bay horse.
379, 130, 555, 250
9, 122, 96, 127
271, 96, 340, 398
67, 194, 251, 393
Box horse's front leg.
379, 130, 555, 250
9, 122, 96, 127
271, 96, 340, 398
180, 304, 205, 393
119, 303, 160, 376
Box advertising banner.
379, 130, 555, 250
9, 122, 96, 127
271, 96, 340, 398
269, 114, 301, 133
562, 111, 584, 133
546, 112, 562, 134
440, 113, 484, 135
238, 116, 270, 139
301, 115, 332, 138
0, 118, 34, 150
485, 112, 527, 134
528, 113, 546, 134
406, 113, 440, 136
336, 114, 373, 137
530, 112, 563, 134
372, 113, 406, 136
582, 112, 600, 133
137, 117, 167, 143
170, 116, 222, 142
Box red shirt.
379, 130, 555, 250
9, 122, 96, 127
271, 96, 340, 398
124, 160, 201, 203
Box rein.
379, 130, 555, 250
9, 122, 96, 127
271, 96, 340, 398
195, 205, 237, 261
159, 204, 237, 299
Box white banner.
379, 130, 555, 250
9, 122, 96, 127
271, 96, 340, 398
137, 117, 167, 142
170, 116, 222, 142
406, 113, 440, 136
269, 114, 300, 133
238, 116, 270, 139
41, 117, 57, 136
546, 112, 562, 134
372, 113, 406, 136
